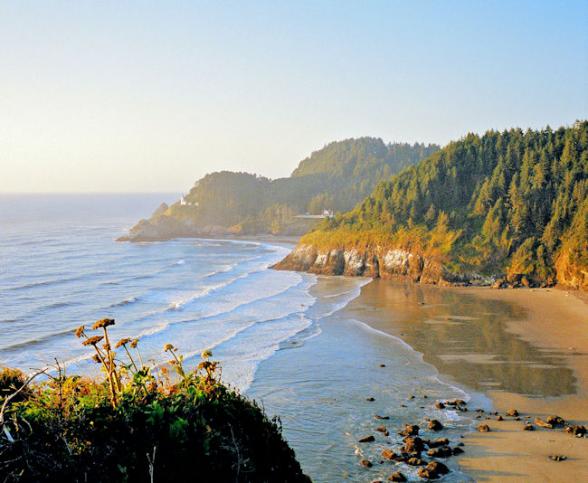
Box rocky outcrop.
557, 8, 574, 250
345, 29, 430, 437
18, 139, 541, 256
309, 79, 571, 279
117, 215, 233, 242
272, 244, 496, 286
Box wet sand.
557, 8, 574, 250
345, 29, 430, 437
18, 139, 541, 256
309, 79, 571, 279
342, 280, 588, 481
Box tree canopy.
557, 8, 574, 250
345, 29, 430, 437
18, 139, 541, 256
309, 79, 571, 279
304, 122, 588, 288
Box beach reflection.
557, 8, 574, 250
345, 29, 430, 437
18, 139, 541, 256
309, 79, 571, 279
347, 280, 576, 397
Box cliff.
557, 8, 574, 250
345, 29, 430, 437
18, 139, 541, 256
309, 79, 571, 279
275, 122, 588, 290
274, 243, 494, 286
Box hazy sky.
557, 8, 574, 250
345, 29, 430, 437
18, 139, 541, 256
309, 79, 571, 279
1, 1, 587, 193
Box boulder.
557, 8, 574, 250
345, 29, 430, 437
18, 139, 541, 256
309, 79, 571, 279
523, 423, 535, 431
399, 424, 420, 436
434, 401, 446, 410
402, 436, 425, 454
381, 449, 399, 461
374, 414, 390, 420
426, 437, 449, 448
492, 278, 506, 289
358, 435, 375, 443
417, 460, 450, 479
546, 415, 565, 427
360, 459, 373, 468
406, 457, 424, 466
477, 424, 491, 432
506, 409, 519, 417
387, 471, 407, 482
427, 446, 453, 458
565, 425, 586, 436
428, 419, 443, 431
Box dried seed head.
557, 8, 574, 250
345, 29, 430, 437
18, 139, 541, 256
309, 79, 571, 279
82, 335, 104, 346
163, 343, 175, 352
92, 318, 115, 330
92, 354, 101, 363
75, 326, 86, 338
201, 349, 213, 360
115, 337, 131, 349
130, 339, 139, 349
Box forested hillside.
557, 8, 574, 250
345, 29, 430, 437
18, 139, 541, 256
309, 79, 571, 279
120, 138, 438, 240
276, 122, 588, 290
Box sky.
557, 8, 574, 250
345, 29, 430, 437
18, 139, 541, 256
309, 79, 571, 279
1, 1, 587, 193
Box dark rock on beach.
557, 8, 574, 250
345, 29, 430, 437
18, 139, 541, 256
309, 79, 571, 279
549, 455, 568, 462
359, 435, 375, 443
399, 424, 420, 436
477, 423, 491, 432
387, 471, 407, 482
426, 437, 449, 448
546, 415, 565, 427
427, 419, 443, 431
417, 461, 450, 479
402, 436, 425, 454
406, 456, 424, 466
381, 449, 399, 461
565, 424, 586, 437
427, 446, 453, 458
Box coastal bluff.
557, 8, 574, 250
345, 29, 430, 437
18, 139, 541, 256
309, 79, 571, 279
273, 244, 496, 286
118, 139, 438, 242
275, 122, 588, 291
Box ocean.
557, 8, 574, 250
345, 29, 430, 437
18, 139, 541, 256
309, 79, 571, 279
0, 194, 481, 482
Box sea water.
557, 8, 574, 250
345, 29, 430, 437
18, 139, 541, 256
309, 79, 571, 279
0, 194, 480, 482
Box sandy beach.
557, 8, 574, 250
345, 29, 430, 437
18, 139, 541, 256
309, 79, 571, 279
342, 280, 588, 482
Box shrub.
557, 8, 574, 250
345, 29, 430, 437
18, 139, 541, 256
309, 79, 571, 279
0, 320, 310, 483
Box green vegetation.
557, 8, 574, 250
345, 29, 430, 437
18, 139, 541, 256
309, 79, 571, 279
300, 122, 588, 289
0, 320, 309, 482
127, 138, 438, 239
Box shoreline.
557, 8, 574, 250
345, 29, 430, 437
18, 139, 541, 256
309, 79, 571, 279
340, 279, 588, 481
247, 274, 479, 482
455, 287, 588, 481
116, 231, 302, 245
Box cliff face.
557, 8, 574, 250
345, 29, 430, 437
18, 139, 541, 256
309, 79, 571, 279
273, 244, 494, 286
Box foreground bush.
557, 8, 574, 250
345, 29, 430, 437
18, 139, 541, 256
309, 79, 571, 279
0, 319, 310, 482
